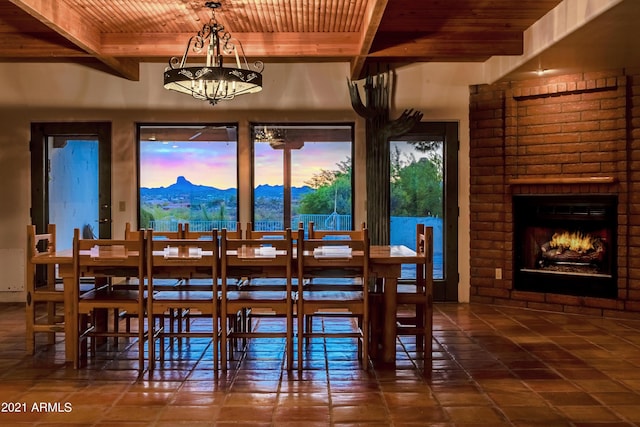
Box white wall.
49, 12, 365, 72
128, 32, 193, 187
0, 61, 478, 302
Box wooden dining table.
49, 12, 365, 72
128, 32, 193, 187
30, 243, 426, 366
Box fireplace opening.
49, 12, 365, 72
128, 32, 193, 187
513, 194, 617, 299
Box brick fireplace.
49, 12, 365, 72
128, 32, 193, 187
513, 194, 617, 299
469, 69, 640, 316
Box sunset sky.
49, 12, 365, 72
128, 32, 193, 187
140, 140, 352, 188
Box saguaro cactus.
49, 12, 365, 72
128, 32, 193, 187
348, 71, 422, 245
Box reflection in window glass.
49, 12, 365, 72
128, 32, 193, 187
49, 138, 99, 250
390, 137, 444, 280
252, 124, 353, 232
138, 125, 238, 231
253, 142, 284, 227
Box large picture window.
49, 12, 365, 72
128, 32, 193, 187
252, 124, 353, 231
138, 124, 238, 231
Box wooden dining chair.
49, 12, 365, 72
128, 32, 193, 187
175, 223, 241, 336
25, 224, 64, 355
237, 222, 304, 351
305, 221, 367, 290
146, 229, 219, 370
121, 222, 184, 336
296, 226, 370, 371
395, 224, 433, 357
73, 228, 147, 371
244, 222, 294, 291
220, 228, 295, 371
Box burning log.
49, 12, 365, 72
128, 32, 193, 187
540, 231, 606, 264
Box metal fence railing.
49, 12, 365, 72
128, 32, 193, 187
149, 215, 352, 233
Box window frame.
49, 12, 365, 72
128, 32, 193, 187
136, 122, 240, 230
249, 122, 356, 231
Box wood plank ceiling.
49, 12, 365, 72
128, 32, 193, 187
1, 0, 563, 81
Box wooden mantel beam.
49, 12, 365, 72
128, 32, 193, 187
8, 0, 139, 80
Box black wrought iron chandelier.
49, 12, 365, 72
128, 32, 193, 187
254, 126, 286, 148
163, 1, 263, 105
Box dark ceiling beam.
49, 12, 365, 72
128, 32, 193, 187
7, 0, 139, 80
350, 0, 388, 81
368, 31, 525, 57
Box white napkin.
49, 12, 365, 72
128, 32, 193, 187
163, 246, 179, 258
313, 245, 352, 258
254, 246, 277, 258
89, 246, 100, 258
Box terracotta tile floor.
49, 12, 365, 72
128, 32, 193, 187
3, 302, 640, 426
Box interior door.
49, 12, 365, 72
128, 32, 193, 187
30, 123, 112, 249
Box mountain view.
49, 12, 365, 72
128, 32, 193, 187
140, 176, 314, 226
141, 175, 313, 199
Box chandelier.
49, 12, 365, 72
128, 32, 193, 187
254, 126, 287, 148
163, 1, 263, 105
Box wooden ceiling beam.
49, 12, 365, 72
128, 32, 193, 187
0, 33, 86, 57
7, 0, 139, 80
350, 0, 389, 81
369, 32, 525, 57
100, 32, 361, 58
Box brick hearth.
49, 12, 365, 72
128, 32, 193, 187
469, 69, 640, 317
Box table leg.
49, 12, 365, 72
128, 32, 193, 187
63, 275, 75, 364
382, 276, 397, 365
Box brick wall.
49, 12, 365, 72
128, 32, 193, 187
469, 69, 640, 317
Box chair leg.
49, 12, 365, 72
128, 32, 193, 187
362, 312, 369, 370
76, 313, 89, 369
25, 299, 35, 355
416, 305, 425, 352
297, 307, 304, 372
159, 315, 166, 363
305, 315, 312, 345
286, 311, 293, 371
138, 316, 145, 373
221, 314, 228, 370
46, 301, 57, 345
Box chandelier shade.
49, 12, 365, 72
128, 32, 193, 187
163, 1, 263, 105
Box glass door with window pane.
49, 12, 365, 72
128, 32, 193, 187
390, 122, 458, 301
31, 123, 111, 250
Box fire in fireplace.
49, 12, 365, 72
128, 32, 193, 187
513, 194, 617, 298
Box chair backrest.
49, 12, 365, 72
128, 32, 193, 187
124, 222, 143, 240
308, 221, 367, 240
73, 228, 145, 287
27, 224, 56, 257
416, 224, 426, 288
297, 226, 369, 279
220, 227, 293, 282
146, 229, 218, 284
26, 224, 56, 286
417, 224, 434, 290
